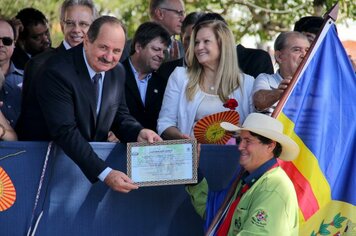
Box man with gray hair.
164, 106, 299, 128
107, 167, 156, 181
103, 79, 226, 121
59, 0, 98, 49
149, 0, 185, 61
252, 31, 310, 115
120, 0, 185, 62
17, 0, 98, 139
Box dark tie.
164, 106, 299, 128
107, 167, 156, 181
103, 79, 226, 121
92, 73, 102, 107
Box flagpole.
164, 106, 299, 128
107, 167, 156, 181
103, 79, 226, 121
271, 3, 339, 118
205, 169, 245, 236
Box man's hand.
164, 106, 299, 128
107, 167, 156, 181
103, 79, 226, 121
107, 131, 120, 142
277, 76, 292, 92
137, 129, 162, 143
253, 76, 292, 111
104, 170, 138, 193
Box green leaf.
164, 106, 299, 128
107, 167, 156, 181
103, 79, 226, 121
319, 228, 331, 235
333, 213, 341, 221
319, 222, 330, 235
334, 216, 347, 228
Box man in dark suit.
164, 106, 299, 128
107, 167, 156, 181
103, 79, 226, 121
123, 22, 170, 132
17, 0, 98, 139
18, 16, 161, 193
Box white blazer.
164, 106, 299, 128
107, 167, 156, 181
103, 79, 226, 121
157, 67, 255, 136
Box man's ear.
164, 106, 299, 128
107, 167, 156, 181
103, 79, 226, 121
60, 21, 65, 35
268, 141, 277, 153
154, 8, 164, 20
274, 50, 282, 64
135, 43, 142, 53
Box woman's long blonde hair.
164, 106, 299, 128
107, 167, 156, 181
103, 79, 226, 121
185, 20, 241, 102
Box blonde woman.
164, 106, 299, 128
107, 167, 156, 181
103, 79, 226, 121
157, 20, 254, 139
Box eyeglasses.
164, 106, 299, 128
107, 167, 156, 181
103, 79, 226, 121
0, 37, 14, 46
160, 7, 185, 17
63, 20, 90, 29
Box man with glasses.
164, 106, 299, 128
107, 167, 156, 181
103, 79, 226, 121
150, 0, 185, 61
0, 19, 23, 128
17, 0, 99, 140
157, 12, 203, 80
186, 113, 300, 235
123, 22, 170, 132
11, 8, 51, 70
120, 0, 185, 63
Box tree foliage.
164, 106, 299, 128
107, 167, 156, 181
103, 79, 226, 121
0, 0, 354, 46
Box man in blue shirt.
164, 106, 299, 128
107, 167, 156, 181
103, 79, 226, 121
0, 19, 23, 128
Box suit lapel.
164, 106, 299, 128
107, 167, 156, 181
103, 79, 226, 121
145, 73, 166, 107
73, 45, 97, 123
123, 59, 145, 107
145, 75, 159, 107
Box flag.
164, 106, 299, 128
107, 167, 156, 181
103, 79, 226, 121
274, 19, 356, 235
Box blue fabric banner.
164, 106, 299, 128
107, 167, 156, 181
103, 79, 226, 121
0, 142, 49, 235
0, 142, 239, 236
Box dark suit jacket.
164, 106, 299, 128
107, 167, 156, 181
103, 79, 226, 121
123, 58, 168, 132
156, 57, 184, 81
11, 45, 31, 70
17, 44, 142, 183
17, 43, 66, 139
236, 44, 274, 78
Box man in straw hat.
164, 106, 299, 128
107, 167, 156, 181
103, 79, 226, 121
186, 113, 300, 235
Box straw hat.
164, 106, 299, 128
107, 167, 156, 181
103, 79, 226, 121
221, 113, 300, 161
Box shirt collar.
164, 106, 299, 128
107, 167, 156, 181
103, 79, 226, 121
82, 47, 105, 80
128, 58, 152, 82
62, 40, 72, 50
242, 158, 278, 187
8, 61, 24, 76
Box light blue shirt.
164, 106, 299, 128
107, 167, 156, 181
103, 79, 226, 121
129, 59, 152, 105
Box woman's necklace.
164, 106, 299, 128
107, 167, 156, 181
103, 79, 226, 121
201, 72, 217, 93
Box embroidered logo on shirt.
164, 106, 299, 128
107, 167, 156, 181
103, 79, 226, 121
251, 209, 268, 227
235, 217, 242, 229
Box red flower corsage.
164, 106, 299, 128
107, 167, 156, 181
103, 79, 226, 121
223, 98, 238, 110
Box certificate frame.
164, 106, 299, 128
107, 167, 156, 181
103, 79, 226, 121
127, 139, 198, 187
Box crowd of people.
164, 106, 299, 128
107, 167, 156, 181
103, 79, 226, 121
1, 0, 346, 234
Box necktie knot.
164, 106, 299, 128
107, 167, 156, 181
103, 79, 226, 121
93, 73, 102, 84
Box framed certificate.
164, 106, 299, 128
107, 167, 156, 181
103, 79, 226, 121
127, 139, 198, 187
